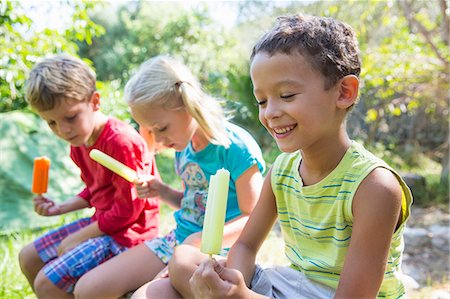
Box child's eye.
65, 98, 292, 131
66, 115, 77, 122
280, 94, 296, 99
256, 99, 267, 106
47, 121, 56, 127
157, 126, 167, 132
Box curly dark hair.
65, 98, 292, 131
251, 14, 361, 90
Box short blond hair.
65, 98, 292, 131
125, 55, 230, 148
26, 54, 96, 111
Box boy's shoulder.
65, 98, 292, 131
98, 117, 145, 150
347, 141, 390, 169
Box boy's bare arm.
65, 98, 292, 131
334, 167, 403, 298
58, 195, 90, 213
227, 168, 278, 286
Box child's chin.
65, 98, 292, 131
68, 139, 84, 147
277, 143, 299, 153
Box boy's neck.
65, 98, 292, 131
299, 133, 351, 186
85, 112, 108, 147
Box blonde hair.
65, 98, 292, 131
26, 54, 96, 111
125, 55, 230, 147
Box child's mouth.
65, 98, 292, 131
272, 125, 296, 137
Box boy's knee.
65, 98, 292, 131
18, 243, 37, 270
34, 270, 55, 297
18, 245, 28, 268
74, 271, 109, 299
170, 245, 203, 297
171, 245, 182, 265
73, 276, 91, 299
169, 247, 188, 285
171, 244, 196, 267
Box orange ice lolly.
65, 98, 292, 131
32, 156, 51, 194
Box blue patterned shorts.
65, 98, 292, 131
34, 218, 127, 292
144, 230, 178, 264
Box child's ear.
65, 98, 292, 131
336, 75, 359, 109
90, 91, 101, 111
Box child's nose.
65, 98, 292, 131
58, 123, 72, 135
264, 99, 282, 119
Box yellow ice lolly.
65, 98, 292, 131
32, 156, 51, 194
200, 168, 230, 256
89, 149, 138, 183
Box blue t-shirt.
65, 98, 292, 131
173, 122, 265, 243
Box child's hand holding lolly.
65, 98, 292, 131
134, 175, 162, 199
31, 156, 61, 216
190, 258, 256, 299
33, 196, 62, 216
89, 149, 158, 199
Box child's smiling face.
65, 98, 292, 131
250, 51, 342, 153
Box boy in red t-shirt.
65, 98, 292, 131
18, 54, 160, 299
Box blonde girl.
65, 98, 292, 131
73, 55, 265, 299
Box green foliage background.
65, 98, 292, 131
0, 1, 104, 112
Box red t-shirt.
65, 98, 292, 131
70, 118, 159, 247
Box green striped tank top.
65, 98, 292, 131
271, 141, 413, 298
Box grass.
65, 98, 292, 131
0, 210, 93, 298
1, 148, 447, 298
1, 231, 38, 298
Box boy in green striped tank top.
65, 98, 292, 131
186, 14, 413, 299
